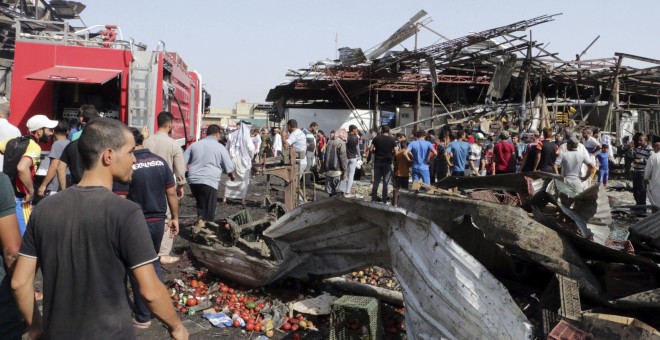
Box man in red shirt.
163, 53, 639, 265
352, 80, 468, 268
493, 132, 516, 174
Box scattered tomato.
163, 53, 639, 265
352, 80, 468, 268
185, 297, 198, 307
245, 321, 255, 331
281, 323, 291, 330
190, 280, 198, 288
291, 324, 299, 332
233, 320, 241, 328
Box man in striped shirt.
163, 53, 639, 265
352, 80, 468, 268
633, 135, 654, 208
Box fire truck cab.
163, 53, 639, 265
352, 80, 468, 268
9, 19, 209, 155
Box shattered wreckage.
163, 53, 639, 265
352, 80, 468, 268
188, 11, 660, 339
188, 173, 660, 338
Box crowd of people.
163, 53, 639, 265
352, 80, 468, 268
274, 118, 660, 211
1, 99, 660, 339
0, 106, 189, 339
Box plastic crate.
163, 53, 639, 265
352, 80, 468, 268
541, 309, 561, 338
540, 274, 582, 323
547, 320, 592, 340
604, 239, 635, 255
330, 295, 383, 340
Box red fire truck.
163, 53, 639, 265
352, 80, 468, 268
9, 19, 210, 153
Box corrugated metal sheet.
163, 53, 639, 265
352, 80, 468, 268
629, 212, 660, 249
399, 191, 603, 298
545, 180, 613, 244
263, 198, 533, 340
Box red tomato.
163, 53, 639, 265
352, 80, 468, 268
228, 288, 235, 294
221, 286, 229, 293
254, 325, 261, 332
185, 298, 198, 307
291, 324, 299, 332
245, 322, 255, 331
233, 320, 241, 328
306, 321, 314, 328
292, 334, 301, 340
297, 315, 304, 321
281, 322, 291, 330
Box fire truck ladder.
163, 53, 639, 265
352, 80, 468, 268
128, 52, 157, 130
327, 69, 369, 132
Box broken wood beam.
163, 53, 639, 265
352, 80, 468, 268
322, 277, 404, 306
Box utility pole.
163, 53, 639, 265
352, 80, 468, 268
519, 30, 532, 126
414, 86, 421, 133
335, 33, 338, 59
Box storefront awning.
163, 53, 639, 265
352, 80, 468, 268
26, 66, 121, 84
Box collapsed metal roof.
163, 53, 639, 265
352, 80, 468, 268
266, 12, 660, 127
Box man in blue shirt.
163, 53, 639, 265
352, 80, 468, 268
184, 124, 235, 228
406, 130, 437, 185
445, 130, 470, 176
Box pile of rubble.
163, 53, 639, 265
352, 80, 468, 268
397, 172, 660, 338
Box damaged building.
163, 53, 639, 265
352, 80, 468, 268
265, 11, 660, 146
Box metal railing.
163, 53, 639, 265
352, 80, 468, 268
15, 18, 132, 50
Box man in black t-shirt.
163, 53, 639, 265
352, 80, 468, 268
125, 128, 180, 328
57, 108, 100, 188
11, 118, 187, 339
57, 139, 83, 186
538, 128, 559, 173
344, 125, 360, 196
370, 125, 397, 202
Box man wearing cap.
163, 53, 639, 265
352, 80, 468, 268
0, 115, 57, 235
466, 133, 486, 176
0, 102, 21, 171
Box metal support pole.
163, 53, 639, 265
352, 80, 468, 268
373, 90, 380, 129
414, 86, 421, 132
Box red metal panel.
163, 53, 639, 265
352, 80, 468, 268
26, 66, 121, 84
162, 51, 195, 143
10, 41, 132, 127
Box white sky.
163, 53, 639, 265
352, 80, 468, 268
81, 0, 659, 108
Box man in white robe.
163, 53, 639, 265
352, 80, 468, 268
224, 122, 255, 204
645, 142, 660, 208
